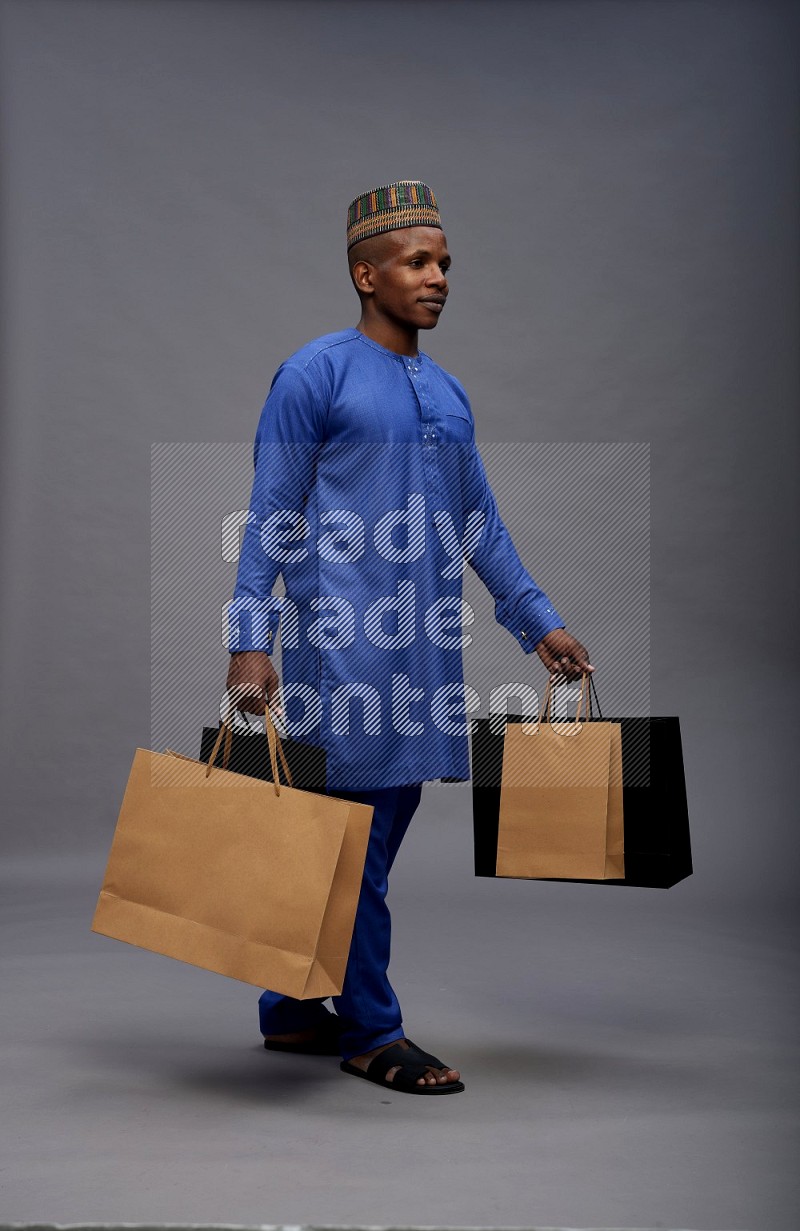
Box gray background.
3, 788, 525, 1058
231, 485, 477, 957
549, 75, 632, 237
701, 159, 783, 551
0, 1, 798, 1228
1, 0, 798, 896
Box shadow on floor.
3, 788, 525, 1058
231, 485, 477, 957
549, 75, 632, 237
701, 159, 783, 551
60, 1028, 714, 1107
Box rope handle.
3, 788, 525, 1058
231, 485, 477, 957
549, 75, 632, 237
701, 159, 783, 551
264, 702, 293, 793
526, 671, 603, 733
205, 702, 294, 796
588, 673, 604, 719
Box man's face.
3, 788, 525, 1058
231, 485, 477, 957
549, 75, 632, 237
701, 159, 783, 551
351, 226, 451, 330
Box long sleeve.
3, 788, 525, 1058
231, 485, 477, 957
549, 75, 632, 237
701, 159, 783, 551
226, 362, 328, 653
463, 435, 565, 653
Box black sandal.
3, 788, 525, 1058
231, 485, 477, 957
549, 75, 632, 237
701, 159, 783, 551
340, 1040, 465, 1095
263, 1014, 345, 1056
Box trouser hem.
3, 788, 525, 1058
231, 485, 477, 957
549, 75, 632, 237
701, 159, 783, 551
258, 996, 333, 1036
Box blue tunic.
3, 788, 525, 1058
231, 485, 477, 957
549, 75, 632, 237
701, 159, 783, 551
228, 328, 564, 790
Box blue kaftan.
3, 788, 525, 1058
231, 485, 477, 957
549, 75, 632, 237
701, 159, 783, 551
227, 328, 564, 790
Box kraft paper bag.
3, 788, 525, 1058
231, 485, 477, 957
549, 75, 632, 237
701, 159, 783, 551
92, 709, 373, 998
496, 675, 624, 881
472, 712, 690, 887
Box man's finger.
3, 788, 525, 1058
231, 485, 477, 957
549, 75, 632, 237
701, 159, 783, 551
550, 654, 578, 684
537, 646, 558, 670
234, 686, 266, 715
553, 654, 576, 682
573, 643, 594, 672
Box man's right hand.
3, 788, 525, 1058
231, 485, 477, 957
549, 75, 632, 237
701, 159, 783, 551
225, 651, 282, 719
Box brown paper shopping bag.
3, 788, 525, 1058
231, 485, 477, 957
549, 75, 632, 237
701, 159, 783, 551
92, 707, 373, 998
496, 675, 624, 880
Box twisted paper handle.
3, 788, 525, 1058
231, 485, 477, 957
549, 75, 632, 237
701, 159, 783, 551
205, 702, 293, 796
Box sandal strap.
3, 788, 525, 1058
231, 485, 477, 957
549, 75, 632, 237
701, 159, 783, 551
366, 1043, 430, 1086
402, 1038, 447, 1070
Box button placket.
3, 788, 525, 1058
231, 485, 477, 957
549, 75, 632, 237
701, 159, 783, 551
415, 365, 442, 509
404, 359, 440, 505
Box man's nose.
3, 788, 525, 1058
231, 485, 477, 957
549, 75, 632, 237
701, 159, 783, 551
426, 264, 447, 287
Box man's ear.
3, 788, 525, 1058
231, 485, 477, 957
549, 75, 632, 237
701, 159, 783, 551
351, 259, 375, 298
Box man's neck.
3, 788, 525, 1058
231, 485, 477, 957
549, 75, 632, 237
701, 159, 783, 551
355, 315, 419, 357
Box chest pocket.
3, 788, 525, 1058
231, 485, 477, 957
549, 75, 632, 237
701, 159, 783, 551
440, 406, 473, 443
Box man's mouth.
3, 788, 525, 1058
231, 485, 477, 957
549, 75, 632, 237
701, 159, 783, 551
419, 297, 446, 313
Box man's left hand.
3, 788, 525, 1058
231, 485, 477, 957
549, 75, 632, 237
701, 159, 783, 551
535, 629, 594, 682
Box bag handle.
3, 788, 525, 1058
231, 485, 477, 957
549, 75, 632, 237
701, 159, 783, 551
542, 672, 605, 722
263, 702, 293, 793
588, 673, 603, 719
529, 671, 593, 733
205, 703, 294, 796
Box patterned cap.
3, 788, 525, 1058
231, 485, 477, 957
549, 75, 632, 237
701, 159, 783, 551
346, 181, 442, 250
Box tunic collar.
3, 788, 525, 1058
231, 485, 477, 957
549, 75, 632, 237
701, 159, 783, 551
350, 327, 426, 366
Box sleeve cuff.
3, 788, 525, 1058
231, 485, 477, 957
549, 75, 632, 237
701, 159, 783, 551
225, 604, 281, 654
512, 606, 565, 654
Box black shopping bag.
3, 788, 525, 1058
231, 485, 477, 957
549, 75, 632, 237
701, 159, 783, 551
471, 680, 691, 888
199, 713, 327, 793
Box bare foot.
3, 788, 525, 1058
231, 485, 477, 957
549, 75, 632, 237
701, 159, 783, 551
347, 1038, 460, 1087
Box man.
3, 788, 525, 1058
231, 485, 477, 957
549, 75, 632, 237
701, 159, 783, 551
225, 181, 593, 1096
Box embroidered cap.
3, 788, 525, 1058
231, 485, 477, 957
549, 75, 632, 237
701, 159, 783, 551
346, 181, 442, 250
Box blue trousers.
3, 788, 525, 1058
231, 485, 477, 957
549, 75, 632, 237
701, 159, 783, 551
258, 782, 423, 1062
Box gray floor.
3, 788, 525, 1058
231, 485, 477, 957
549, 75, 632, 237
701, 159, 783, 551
1, 785, 798, 1231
